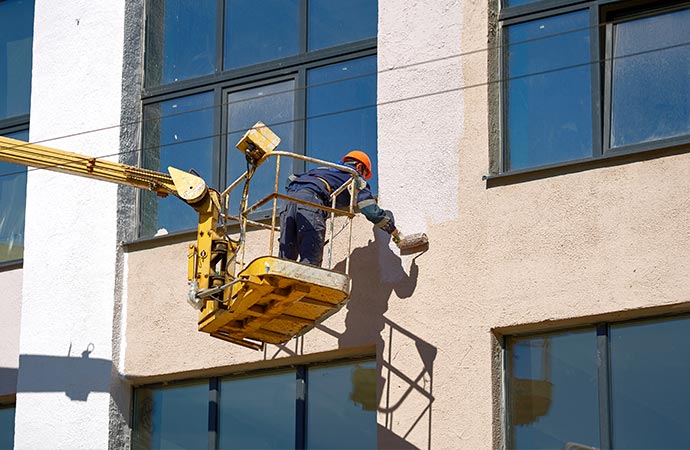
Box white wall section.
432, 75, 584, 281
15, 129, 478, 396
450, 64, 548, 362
14, 1, 126, 448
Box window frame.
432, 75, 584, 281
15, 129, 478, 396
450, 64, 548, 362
137, 0, 377, 239
130, 356, 377, 450
0, 118, 30, 269
0, 0, 34, 266
503, 312, 690, 449
494, 0, 690, 179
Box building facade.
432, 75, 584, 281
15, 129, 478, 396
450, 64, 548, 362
1, 0, 690, 449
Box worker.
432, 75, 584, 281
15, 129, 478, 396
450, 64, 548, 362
279, 150, 399, 266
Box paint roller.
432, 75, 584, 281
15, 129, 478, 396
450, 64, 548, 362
393, 231, 429, 253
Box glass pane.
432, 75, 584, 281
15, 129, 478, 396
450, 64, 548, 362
306, 57, 377, 192
0, 406, 15, 450
218, 370, 296, 449
224, 0, 298, 70
226, 80, 294, 216
141, 91, 215, 237
610, 8, 690, 148
0, 0, 34, 120
505, 0, 545, 7
506, 10, 592, 170
145, 0, 216, 87
307, 360, 377, 449
610, 316, 690, 448
132, 382, 208, 450
308, 0, 377, 51
0, 129, 29, 263
507, 329, 599, 450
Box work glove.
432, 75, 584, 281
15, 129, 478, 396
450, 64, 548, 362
377, 210, 397, 235
391, 229, 403, 248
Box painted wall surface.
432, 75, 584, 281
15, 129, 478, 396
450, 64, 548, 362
122, 2, 690, 450
14, 1, 126, 449
0, 268, 22, 398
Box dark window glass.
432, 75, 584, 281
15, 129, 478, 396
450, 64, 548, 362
218, 370, 296, 449
505, 0, 544, 7
142, 0, 377, 238
610, 8, 690, 148
132, 360, 376, 449
306, 360, 377, 449
145, 0, 216, 87
610, 316, 690, 448
141, 92, 215, 237
306, 57, 378, 192
507, 330, 599, 450
0, 406, 15, 450
308, 0, 377, 51
132, 382, 208, 450
506, 10, 592, 170
226, 80, 295, 214
0, 0, 34, 120
224, 0, 299, 70
0, 129, 29, 263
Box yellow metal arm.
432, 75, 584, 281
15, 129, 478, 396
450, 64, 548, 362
1, 125, 356, 351
0, 136, 178, 197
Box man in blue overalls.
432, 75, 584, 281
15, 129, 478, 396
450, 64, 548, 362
279, 150, 398, 266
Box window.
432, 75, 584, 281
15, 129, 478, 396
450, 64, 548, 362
0, 404, 15, 450
0, 0, 34, 264
499, 0, 690, 173
0, 130, 29, 264
132, 359, 377, 449
141, 0, 378, 237
506, 315, 690, 449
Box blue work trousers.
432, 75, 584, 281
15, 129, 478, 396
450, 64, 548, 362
279, 189, 327, 266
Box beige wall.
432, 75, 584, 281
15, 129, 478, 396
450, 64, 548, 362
123, 0, 690, 449
0, 267, 22, 398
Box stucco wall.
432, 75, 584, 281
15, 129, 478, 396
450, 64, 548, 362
0, 268, 22, 398
122, 1, 690, 450
14, 1, 126, 449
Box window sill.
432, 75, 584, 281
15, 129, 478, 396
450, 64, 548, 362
485, 138, 690, 188
0, 259, 22, 272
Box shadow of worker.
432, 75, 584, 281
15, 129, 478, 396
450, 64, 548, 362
332, 228, 430, 449
333, 227, 420, 350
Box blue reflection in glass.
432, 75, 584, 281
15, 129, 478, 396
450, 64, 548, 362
508, 329, 599, 450
0, 130, 29, 263
226, 81, 294, 215
224, 0, 298, 70
141, 92, 215, 236
132, 383, 208, 450
307, 360, 377, 449
610, 316, 690, 448
0, 0, 34, 120
145, 0, 216, 87
218, 370, 296, 449
610, 8, 690, 148
308, 0, 377, 51
507, 10, 592, 170
306, 57, 377, 192
0, 406, 15, 450
505, 0, 544, 7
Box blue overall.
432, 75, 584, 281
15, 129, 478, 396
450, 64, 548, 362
279, 165, 396, 266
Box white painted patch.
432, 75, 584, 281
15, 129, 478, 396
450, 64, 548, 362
376, 0, 463, 280
377, 0, 464, 234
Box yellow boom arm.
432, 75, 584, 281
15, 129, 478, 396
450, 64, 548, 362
0, 135, 233, 311
0, 124, 354, 351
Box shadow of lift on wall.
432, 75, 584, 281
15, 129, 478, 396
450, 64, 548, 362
263, 229, 436, 449
1, 343, 113, 401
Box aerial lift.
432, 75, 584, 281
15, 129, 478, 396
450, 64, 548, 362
0, 123, 425, 350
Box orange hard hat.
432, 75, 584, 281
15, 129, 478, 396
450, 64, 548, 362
342, 150, 372, 179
